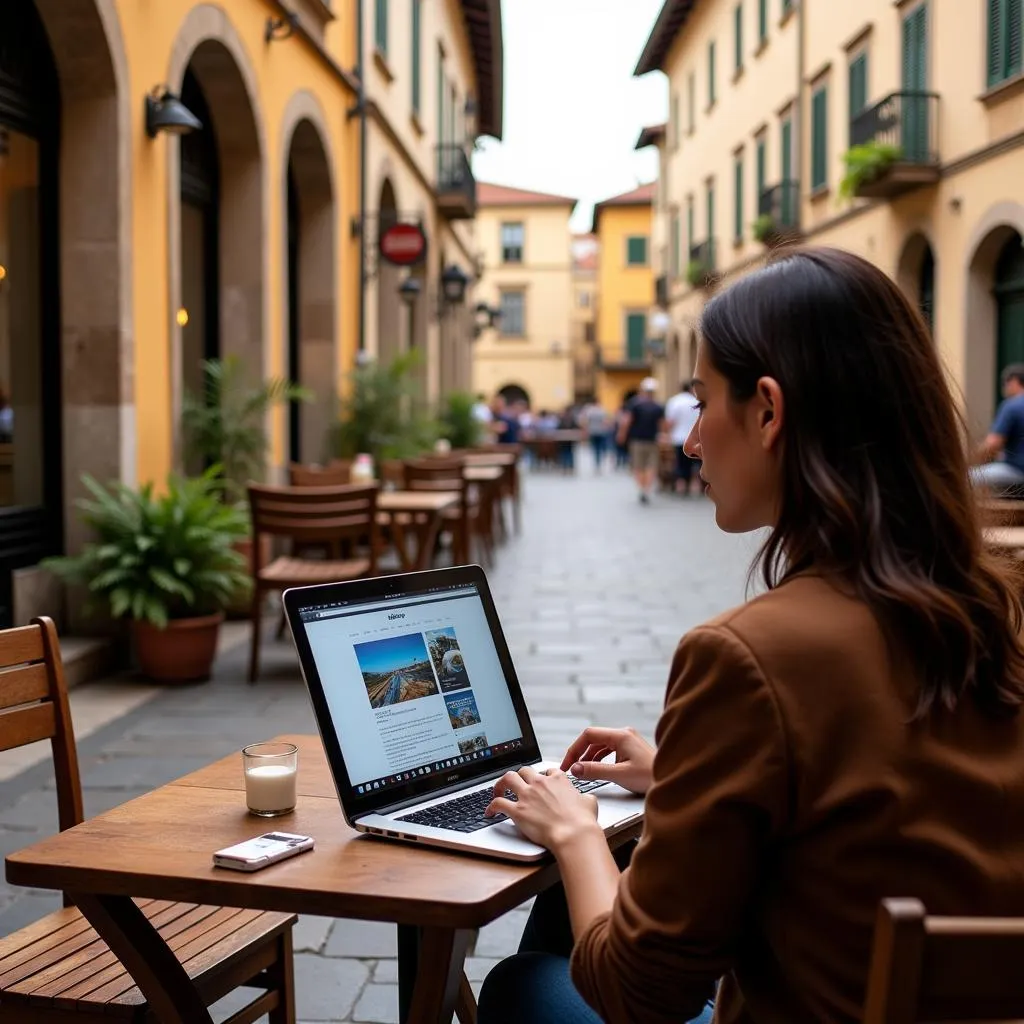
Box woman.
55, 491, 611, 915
477, 247, 1024, 1024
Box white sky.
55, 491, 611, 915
473, 0, 668, 234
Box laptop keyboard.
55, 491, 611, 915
397, 776, 609, 833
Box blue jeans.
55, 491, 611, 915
477, 841, 716, 1023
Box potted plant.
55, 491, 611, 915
438, 391, 483, 450
686, 258, 716, 289
327, 351, 439, 466
753, 213, 778, 244
43, 470, 250, 682
839, 141, 903, 200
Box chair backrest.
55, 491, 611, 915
0, 617, 82, 833
289, 462, 351, 487
403, 458, 468, 513
862, 898, 1024, 1023
248, 483, 381, 570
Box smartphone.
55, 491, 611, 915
212, 831, 315, 872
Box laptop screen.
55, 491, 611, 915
292, 571, 537, 811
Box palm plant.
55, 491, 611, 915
438, 392, 483, 449
181, 356, 311, 504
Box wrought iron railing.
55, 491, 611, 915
849, 91, 939, 164
758, 181, 800, 228
435, 143, 477, 212
655, 274, 669, 308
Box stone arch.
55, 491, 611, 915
376, 176, 401, 368
896, 230, 936, 335
25, 0, 132, 598
963, 202, 1024, 435
165, 4, 266, 466
281, 92, 336, 464
498, 383, 530, 408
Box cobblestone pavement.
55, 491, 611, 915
0, 458, 759, 1022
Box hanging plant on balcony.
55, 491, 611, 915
838, 141, 903, 201
752, 213, 778, 244
686, 259, 715, 289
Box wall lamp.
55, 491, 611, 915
265, 11, 299, 42
399, 276, 422, 305
145, 87, 202, 138
472, 300, 501, 338
440, 264, 470, 306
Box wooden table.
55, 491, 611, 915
463, 452, 517, 468
983, 525, 1024, 557
463, 466, 504, 484
6, 736, 639, 1024
377, 490, 459, 572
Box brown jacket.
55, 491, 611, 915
571, 575, 1024, 1023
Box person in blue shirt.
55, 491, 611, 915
972, 363, 1024, 494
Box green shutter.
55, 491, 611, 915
375, 0, 388, 55
687, 201, 694, 253
735, 4, 744, 72
811, 87, 828, 189
988, 0, 1023, 86
627, 237, 648, 265
759, 0, 768, 41
411, 0, 421, 114
627, 313, 647, 361
734, 155, 744, 241
708, 41, 716, 105
706, 182, 715, 247
848, 53, 867, 138
1011, 0, 1024, 77
902, 5, 928, 161
781, 116, 792, 183
756, 137, 766, 210
671, 213, 681, 276
688, 72, 696, 131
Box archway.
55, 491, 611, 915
964, 207, 1024, 433
168, 7, 265, 467
896, 232, 936, 335
498, 383, 530, 408
1, 0, 128, 628
376, 177, 401, 368
285, 115, 335, 464
995, 235, 1024, 405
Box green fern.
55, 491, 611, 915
838, 141, 903, 201
438, 392, 483, 449
42, 469, 250, 628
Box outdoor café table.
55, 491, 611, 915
377, 489, 459, 572
462, 452, 517, 468
982, 524, 1024, 557
5, 734, 641, 1024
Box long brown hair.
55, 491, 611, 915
699, 246, 1024, 718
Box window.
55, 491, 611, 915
734, 3, 744, 73
577, 290, 591, 309
411, 0, 422, 115
499, 290, 525, 336
759, 0, 769, 43
782, 0, 793, 14
988, 0, 1023, 87
734, 151, 744, 242
500, 222, 524, 263
811, 84, 828, 190
848, 51, 868, 140
708, 41, 717, 106
584, 322, 596, 344
687, 196, 694, 252
626, 312, 647, 362
626, 235, 649, 266
670, 92, 680, 147
375, 0, 388, 56
671, 211, 681, 277
756, 134, 767, 204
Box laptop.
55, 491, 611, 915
283, 565, 645, 862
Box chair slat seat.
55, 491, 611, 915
0, 901, 293, 1017
259, 555, 372, 585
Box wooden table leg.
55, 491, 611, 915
388, 517, 416, 572
412, 511, 446, 571
397, 924, 476, 1024
71, 892, 214, 1024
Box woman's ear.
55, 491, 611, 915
756, 376, 784, 451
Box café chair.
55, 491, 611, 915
861, 897, 1024, 1023
0, 616, 297, 1023
288, 462, 351, 487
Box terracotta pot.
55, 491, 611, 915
133, 612, 224, 683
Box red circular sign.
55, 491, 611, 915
379, 222, 428, 267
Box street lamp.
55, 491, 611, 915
440, 264, 470, 307
145, 87, 202, 138
398, 276, 422, 305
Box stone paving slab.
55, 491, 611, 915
0, 458, 754, 1022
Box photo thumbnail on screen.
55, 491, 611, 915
458, 732, 488, 755
426, 626, 471, 693
444, 690, 482, 731
354, 633, 439, 709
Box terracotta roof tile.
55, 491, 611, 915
591, 182, 656, 232
477, 182, 578, 208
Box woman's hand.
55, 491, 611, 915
560, 726, 656, 795
485, 766, 602, 853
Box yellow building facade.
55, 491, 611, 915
0, 0, 500, 628
571, 233, 599, 401
591, 183, 656, 411
472, 183, 576, 412
636, 0, 1024, 436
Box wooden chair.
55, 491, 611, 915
403, 457, 493, 568
247, 483, 381, 682
288, 462, 351, 487
0, 617, 297, 1022
862, 897, 1024, 1023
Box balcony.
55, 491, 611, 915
435, 144, 477, 220
598, 344, 651, 372
846, 91, 940, 199
755, 181, 801, 245
687, 240, 718, 289
655, 273, 669, 309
